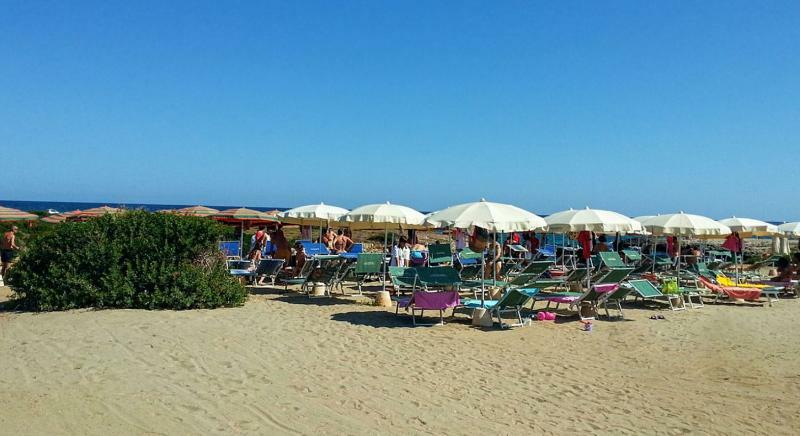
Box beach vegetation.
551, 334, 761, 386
6, 211, 247, 311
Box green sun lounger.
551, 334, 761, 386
626, 279, 685, 311
414, 266, 462, 290
427, 243, 453, 266
598, 251, 627, 269
460, 289, 532, 328
389, 266, 419, 294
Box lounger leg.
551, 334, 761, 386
440, 309, 444, 326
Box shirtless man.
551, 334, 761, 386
333, 229, 354, 253
1, 225, 20, 280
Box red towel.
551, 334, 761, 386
698, 277, 761, 301
577, 231, 592, 260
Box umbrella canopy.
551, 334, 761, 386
338, 202, 426, 230
281, 203, 349, 226
545, 207, 635, 233
212, 208, 281, 225
67, 206, 123, 221
719, 217, 780, 237
175, 205, 220, 217
424, 199, 546, 232
778, 222, 800, 236
0, 205, 39, 222
640, 212, 731, 237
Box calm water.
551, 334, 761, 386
0, 200, 288, 214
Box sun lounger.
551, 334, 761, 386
389, 266, 419, 295
621, 249, 643, 264
459, 289, 532, 328
625, 279, 686, 311
428, 243, 453, 266
395, 290, 460, 326
597, 251, 628, 269
219, 241, 241, 258
254, 259, 285, 285
598, 285, 634, 318
414, 266, 462, 291
696, 276, 763, 303
339, 253, 384, 294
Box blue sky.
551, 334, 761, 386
1, 1, 798, 220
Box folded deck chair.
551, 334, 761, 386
626, 279, 686, 311
460, 289, 532, 328
696, 276, 762, 303
414, 266, 462, 291
428, 243, 453, 266
389, 266, 419, 295
396, 290, 460, 326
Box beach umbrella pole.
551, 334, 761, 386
382, 223, 388, 292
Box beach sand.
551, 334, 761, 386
1, 284, 798, 435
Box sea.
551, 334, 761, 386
0, 200, 288, 214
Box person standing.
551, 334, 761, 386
1, 225, 20, 280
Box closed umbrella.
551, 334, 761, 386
0, 206, 39, 222
425, 199, 547, 305
339, 202, 426, 292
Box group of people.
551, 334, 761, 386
321, 228, 354, 254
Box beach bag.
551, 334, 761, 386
469, 226, 489, 252
661, 278, 679, 294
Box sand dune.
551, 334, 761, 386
1, 284, 798, 435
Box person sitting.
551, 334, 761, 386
332, 229, 354, 254
489, 239, 503, 279
592, 234, 609, 254
772, 257, 795, 282
292, 242, 307, 277
271, 227, 291, 263
321, 228, 336, 250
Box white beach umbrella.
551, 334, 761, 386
719, 217, 780, 237
777, 222, 800, 236
280, 203, 349, 226
545, 207, 636, 233
424, 198, 547, 232
640, 212, 731, 237
338, 202, 426, 292
425, 199, 547, 306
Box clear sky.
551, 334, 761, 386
2, 1, 798, 220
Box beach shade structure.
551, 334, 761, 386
281, 203, 349, 243
67, 206, 123, 222
40, 210, 83, 224
212, 208, 282, 256
719, 217, 780, 284
778, 222, 800, 236
175, 205, 220, 217
640, 212, 731, 278
718, 217, 780, 237
0, 205, 39, 222
545, 207, 636, 290
338, 202, 427, 292
425, 199, 547, 305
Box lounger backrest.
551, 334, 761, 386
497, 289, 531, 308
566, 268, 589, 282
348, 243, 363, 254
428, 243, 453, 265
355, 253, 383, 274
458, 248, 483, 265
622, 249, 642, 262
302, 242, 330, 257
389, 266, 418, 287
595, 267, 634, 285
415, 266, 461, 286
256, 259, 284, 275
627, 279, 663, 298
219, 241, 241, 258
228, 260, 251, 270
599, 252, 627, 268
604, 285, 632, 301
520, 261, 553, 277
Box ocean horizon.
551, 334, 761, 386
0, 200, 289, 214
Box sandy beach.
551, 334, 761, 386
1, 284, 798, 435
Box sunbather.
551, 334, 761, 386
292, 242, 307, 278
332, 229, 354, 253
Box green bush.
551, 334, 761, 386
7, 211, 247, 311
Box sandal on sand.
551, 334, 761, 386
649, 315, 658, 320
657, 315, 665, 320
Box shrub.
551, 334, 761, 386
7, 210, 247, 311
